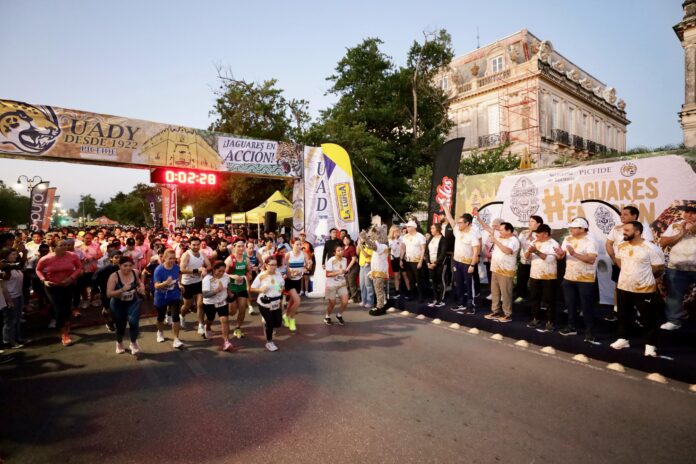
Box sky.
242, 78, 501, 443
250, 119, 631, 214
0, 0, 685, 210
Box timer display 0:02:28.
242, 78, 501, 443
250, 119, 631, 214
163, 170, 217, 185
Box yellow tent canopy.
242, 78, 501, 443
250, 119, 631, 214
230, 190, 293, 224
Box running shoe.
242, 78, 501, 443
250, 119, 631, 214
233, 328, 244, 339
288, 318, 297, 332
610, 338, 630, 350
497, 315, 512, 323
165, 315, 173, 325
156, 331, 165, 343
514, 296, 524, 304
130, 342, 141, 355
584, 335, 600, 345
179, 316, 186, 330
450, 305, 466, 312
115, 342, 125, 354
559, 327, 577, 336
265, 341, 279, 352
197, 324, 205, 336
61, 335, 74, 346
427, 300, 437, 307
644, 344, 657, 357
324, 316, 333, 325
106, 322, 116, 333
465, 307, 476, 315
526, 319, 540, 329
484, 312, 502, 320
222, 340, 234, 352
336, 315, 345, 326
282, 314, 289, 328
172, 338, 185, 349
204, 328, 213, 339
248, 305, 259, 315
435, 301, 446, 308
8, 343, 24, 349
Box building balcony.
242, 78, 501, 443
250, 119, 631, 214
571, 135, 585, 151
478, 131, 509, 148
476, 69, 512, 88
551, 128, 570, 145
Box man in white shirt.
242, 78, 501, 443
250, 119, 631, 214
610, 221, 665, 357
524, 224, 563, 331
442, 208, 480, 314
605, 205, 654, 321
658, 202, 696, 330
557, 218, 599, 342
476, 214, 519, 322
400, 220, 427, 302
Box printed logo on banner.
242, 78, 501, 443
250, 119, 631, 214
334, 183, 354, 221
620, 162, 638, 177
594, 205, 615, 234
434, 176, 454, 212
0, 100, 60, 156
509, 177, 540, 222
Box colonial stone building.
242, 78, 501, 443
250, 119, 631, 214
675, 0, 696, 147
438, 29, 629, 166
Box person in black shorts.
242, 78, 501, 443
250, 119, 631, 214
202, 261, 235, 352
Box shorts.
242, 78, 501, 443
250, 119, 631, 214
326, 285, 348, 300
390, 257, 401, 272
204, 302, 229, 320
182, 281, 202, 299
226, 289, 249, 303
285, 279, 302, 293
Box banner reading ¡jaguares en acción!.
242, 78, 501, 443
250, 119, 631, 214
0, 99, 303, 179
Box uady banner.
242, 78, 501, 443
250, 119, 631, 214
457, 153, 696, 304
0, 99, 303, 179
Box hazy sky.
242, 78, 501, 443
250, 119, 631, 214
0, 0, 685, 209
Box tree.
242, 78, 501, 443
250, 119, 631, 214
188, 69, 311, 218
458, 143, 520, 175
99, 184, 160, 226
307, 31, 454, 222
0, 181, 30, 227
77, 194, 99, 220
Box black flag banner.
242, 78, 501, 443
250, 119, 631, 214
428, 138, 465, 227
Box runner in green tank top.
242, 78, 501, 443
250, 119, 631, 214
225, 240, 251, 339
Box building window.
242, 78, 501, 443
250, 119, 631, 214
487, 104, 500, 134
439, 76, 448, 91
490, 55, 504, 73
550, 99, 559, 130
568, 106, 575, 134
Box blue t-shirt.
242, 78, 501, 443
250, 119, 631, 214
153, 263, 181, 305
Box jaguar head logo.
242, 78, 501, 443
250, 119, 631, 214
0, 100, 61, 156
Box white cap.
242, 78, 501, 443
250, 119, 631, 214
405, 220, 418, 228
568, 217, 589, 229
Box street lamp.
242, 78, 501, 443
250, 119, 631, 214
181, 205, 194, 225
14, 175, 45, 194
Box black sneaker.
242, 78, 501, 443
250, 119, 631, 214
435, 301, 446, 308
324, 316, 333, 325
584, 335, 600, 345
604, 314, 617, 322
559, 327, 577, 336
465, 307, 476, 315
336, 315, 345, 325
427, 300, 437, 307
527, 319, 540, 329
450, 304, 466, 312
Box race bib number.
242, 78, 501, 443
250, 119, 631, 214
215, 299, 227, 308
121, 290, 135, 301
270, 300, 281, 311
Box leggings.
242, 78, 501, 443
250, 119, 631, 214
529, 278, 555, 323
155, 300, 181, 322
44, 285, 75, 329
110, 299, 141, 343
428, 264, 445, 302
258, 305, 282, 341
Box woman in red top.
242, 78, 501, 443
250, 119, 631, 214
36, 240, 83, 346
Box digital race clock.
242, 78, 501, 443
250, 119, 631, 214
150, 167, 219, 186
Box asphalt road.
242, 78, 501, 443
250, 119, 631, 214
2, 300, 695, 464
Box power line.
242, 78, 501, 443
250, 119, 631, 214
352, 163, 406, 223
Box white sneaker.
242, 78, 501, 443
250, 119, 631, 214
115, 342, 125, 354
156, 331, 165, 343
248, 305, 259, 315
130, 342, 141, 355
179, 316, 186, 330
172, 338, 184, 349
486, 294, 492, 301
265, 341, 279, 352
610, 338, 630, 350
348, 299, 354, 304
660, 321, 681, 331
48, 319, 56, 329
165, 315, 172, 325
644, 344, 657, 357
204, 328, 213, 339
197, 324, 205, 336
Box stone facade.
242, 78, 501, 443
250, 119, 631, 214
438, 30, 629, 167
674, 0, 696, 147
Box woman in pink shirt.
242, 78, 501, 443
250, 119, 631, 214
36, 240, 83, 346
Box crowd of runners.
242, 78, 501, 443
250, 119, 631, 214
0, 200, 694, 359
